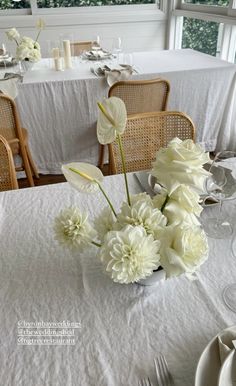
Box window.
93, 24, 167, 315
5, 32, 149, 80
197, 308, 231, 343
171, 0, 236, 62
0, 0, 159, 9
182, 17, 222, 57
37, 0, 158, 6
0, 0, 30, 9
183, 0, 229, 5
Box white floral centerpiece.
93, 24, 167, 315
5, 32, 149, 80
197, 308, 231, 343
54, 97, 211, 284
5, 19, 45, 62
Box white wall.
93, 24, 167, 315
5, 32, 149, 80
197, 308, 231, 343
0, 6, 167, 57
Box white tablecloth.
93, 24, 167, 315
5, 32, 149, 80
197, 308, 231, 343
2, 49, 236, 174
0, 173, 236, 385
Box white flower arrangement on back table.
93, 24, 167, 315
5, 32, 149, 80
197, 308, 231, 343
54, 97, 211, 284
5, 19, 45, 62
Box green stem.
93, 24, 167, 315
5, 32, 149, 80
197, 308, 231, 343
96, 181, 117, 218
91, 241, 101, 248
161, 194, 169, 212
117, 134, 131, 206
14, 38, 19, 47
35, 30, 41, 44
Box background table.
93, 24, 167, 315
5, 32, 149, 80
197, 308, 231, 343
0, 173, 236, 385
13, 49, 236, 174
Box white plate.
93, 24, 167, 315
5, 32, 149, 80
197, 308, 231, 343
218, 350, 236, 386
195, 326, 236, 386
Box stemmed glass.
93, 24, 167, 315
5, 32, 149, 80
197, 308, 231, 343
224, 236, 236, 312
112, 37, 122, 62
203, 151, 236, 239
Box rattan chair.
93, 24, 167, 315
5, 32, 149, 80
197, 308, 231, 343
0, 94, 38, 187
98, 78, 170, 171
108, 111, 195, 174
0, 135, 18, 191
70, 41, 92, 56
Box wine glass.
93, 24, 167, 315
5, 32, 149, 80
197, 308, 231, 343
112, 37, 122, 62
203, 151, 236, 239
91, 35, 101, 52
223, 236, 236, 312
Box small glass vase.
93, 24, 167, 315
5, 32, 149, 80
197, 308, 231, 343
137, 267, 166, 286
19, 60, 34, 73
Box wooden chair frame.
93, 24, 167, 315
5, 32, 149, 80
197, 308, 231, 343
0, 94, 38, 187
98, 78, 170, 172
0, 134, 19, 191
70, 41, 92, 56
108, 111, 195, 175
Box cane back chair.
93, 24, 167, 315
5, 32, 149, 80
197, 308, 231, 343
0, 94, 38, 187
70, 41, 93, 56
108, 111, 195, 175
98, 78, 170, 171
0, 135, 18, 191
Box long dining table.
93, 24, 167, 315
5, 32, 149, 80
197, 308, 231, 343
10, 49, 236, 175
0, 172, 236, 385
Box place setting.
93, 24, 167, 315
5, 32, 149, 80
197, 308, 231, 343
195, 325, 236, 386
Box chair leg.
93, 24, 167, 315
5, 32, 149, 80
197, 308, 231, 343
25, 144, 39, 179
98, 144, 105, 170
20, 145, 34, 187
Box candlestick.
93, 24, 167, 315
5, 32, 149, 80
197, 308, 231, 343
54, 57, 63, 71
63, 40, 72, 69
52, 47, 60, 59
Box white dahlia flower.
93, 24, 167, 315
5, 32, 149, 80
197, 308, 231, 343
99, 225, 161, 284
54, 207, 96, 249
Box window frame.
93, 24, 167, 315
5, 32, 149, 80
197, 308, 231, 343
167, 0, 236, 62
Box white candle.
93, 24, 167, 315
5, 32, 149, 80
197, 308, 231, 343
63, 40, 72, 69
54, 57, 63, 71
52, 47, 60, 59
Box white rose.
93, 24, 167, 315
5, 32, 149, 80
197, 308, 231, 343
28, 48, 41, 62
21, 36, 34, 49
16, 45, 31, 60
151, 138, 211, 194
163, 201, 200, 226
162, 184, 202, 225
160, 225, 208, 278
6, 28, 20, 41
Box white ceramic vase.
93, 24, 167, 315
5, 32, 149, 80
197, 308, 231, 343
137, 268, 166, 286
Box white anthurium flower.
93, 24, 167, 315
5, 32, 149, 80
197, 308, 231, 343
116, 194, 167, 236
99, 225, 161, 284
97, 96, 127, 144
94, 207, 115, 243
151, 138, 211, 194
159, 224, 208, 279
62, 162, 104, 194
36, 18, 46, 30
6, 28, 20, 41
54, 207, 96, 250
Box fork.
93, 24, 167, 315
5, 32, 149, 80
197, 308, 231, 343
138, 377, 152, 386
154, 354, 175, 386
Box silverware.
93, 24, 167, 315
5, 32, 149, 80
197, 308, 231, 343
138, 377, 152, 386
134, 171, 154, 196
154, 355, 175, 386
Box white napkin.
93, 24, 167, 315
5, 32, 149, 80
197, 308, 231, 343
105, 66, 133, 86
218, 329, 236, 364
0, 73, 22, 99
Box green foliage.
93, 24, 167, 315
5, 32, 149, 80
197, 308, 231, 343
184, 0, 229, 4
36, 0, 154, 6
0, 0, 30, 9
182, 18, 220, 56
